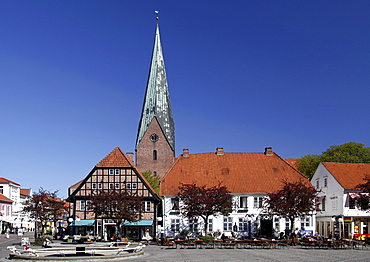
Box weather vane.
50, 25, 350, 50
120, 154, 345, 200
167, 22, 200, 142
155, 10, 159, 20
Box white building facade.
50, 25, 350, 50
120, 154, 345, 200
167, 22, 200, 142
159, 147, 315, 239
0, 178, 33, 233
312, 162, 370, 239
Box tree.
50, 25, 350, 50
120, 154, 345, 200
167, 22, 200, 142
296, 154, 321, 179
88, 189, 144, 237
177, 182, 234, 236
297, 142, 370, 178
264, 179, 318, 235
353, 174, 370, 211
22, 188, 67, 238
142, 171, 160, 194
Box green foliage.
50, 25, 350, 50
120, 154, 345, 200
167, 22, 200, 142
142, 171, 160, 194
321, 142, 370, 163
34, 237, 52, 246
296, 154, 321, 179
199, 236, 215, 242
297, 142, 370, 179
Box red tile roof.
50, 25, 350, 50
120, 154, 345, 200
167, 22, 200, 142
323, 162, 370, 190
20, 188, 31, 196
161, 150, 309, 195
69, 147, 135, 188
285, 158, 299, 169
0, 177, 20, 186
96, 147, 134, 167
0, 194, 12, 203
69, 179, 84, 189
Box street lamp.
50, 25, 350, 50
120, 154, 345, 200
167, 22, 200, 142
34, 201, 42, 239
68, 216, 80, 238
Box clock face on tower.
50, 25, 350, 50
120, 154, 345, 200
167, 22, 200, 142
150, 133, 159, 142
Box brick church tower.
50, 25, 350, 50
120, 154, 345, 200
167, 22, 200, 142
135, 22, 175, 178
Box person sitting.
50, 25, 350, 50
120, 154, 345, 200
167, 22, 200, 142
42, 238, 51, 248
142, 229, 152, 245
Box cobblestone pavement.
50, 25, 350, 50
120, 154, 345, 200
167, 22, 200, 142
1, 233, 369, 262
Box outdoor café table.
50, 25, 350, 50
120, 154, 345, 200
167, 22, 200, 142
195, 240, 203, 248
234, 240, 244, 248
269, 239, 278, 249
214, 240, 223, 248
174, 239, 184, 248
323, 240, 334, 249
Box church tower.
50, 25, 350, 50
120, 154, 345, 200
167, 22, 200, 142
135, 22, 175, 178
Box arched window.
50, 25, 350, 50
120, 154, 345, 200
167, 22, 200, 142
153, 150, 157, 160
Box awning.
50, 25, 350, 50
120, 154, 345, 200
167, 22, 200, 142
70, 219, 95, 227
122, 220, 153, 226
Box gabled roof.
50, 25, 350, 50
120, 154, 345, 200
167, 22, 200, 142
0, 194, 12, 203
96, 147, 134, 167
322, 162, 370, 190
69, 179, 84, 189
161, 148, 309, 195
68, 147, 160, 200
0, 177, 20, 186
20, 188, 31, 197
285, 158, 299, 169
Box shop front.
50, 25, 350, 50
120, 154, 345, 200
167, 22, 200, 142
122, 220, 153, 241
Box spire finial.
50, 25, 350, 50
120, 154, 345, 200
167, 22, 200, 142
154, 10, 159, 20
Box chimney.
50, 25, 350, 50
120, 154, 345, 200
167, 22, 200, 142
264, 147, 273, 156
216, 147, 224, 156
126, 152, 135, 162
182, 148, 189, 157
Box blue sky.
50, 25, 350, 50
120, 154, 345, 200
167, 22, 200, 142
1, 1, 369, 197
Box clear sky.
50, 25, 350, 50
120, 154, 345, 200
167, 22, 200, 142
1, 1, 369, 198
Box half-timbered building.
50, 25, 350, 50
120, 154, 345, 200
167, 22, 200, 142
67, 147, 161, 241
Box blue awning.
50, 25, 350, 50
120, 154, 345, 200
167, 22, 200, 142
70, 219, 95, 227
122, 220, 153, 226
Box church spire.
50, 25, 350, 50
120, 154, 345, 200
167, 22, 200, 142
136, 23, 175, 151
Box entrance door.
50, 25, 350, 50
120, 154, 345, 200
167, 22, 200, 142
260, 219, 273, 237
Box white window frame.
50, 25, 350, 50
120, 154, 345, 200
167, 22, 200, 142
240, 197, 248, 209
80, 200, 85, 211
253, 197, 263, 208
208, 218, 213, 232
171, 219, 180, 232
223, 217, 233, 231
189, 218, 199, 232
144, 201, 151, 212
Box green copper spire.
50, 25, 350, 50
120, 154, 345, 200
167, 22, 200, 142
136, 23, 175, 151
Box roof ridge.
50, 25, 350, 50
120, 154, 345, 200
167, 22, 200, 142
96, 147, 134, 167
0, 177, 20, 186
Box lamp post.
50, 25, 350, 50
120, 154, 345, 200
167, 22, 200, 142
34, 201, 42, 239
68, 216, 80, 238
